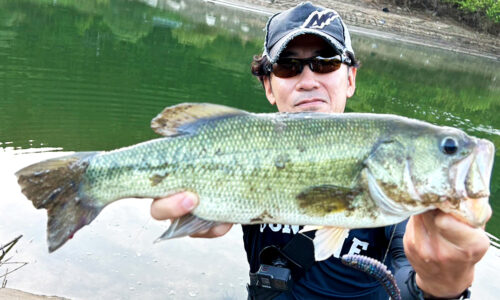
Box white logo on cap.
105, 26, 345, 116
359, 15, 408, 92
301, 10, 339, 29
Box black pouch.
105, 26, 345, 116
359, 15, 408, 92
246, 283, 283, 300
248, 231, 316, 297
251, 245, 293, 291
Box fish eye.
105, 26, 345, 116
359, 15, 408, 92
440, 137, 458, 155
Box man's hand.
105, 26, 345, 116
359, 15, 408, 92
150, 192, 232, 238
404, 210, 491, 298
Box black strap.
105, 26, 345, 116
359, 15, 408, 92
280, 231, 316, 280
407, 270, 471, 300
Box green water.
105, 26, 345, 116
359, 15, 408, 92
2, 0, 498, 232
0, 0, 499, 297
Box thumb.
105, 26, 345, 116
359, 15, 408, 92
151, 192, 199, 220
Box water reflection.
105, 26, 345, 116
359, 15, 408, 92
1, 150, 248, 299
0, 0, 499, 299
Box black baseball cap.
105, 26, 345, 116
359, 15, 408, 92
263, 2, 355, 64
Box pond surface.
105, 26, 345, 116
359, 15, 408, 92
0, 0, 499, 299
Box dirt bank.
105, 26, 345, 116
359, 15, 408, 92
0, 288, 68, 299
210, 0, 499, 60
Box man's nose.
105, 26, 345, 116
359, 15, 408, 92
296, 64, 320, 90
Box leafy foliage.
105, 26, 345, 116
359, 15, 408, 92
389, 0, 499, 34
445, 0, 500, 22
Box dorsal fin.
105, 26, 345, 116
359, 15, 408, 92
151, 103, 247, 136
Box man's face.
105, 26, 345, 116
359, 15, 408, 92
263, 35, 357, 114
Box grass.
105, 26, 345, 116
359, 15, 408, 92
0, 235, 27, 288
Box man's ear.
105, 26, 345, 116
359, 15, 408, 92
346, 67, 357, 98
263, 76, 276, 106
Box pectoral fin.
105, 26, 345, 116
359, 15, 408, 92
155, 213, 220, 241
300, 226, 350, 261
296, 185, 360, 217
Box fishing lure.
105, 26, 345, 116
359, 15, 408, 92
341, 254, 401, 300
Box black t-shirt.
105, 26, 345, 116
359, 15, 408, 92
242, 220, 415, 299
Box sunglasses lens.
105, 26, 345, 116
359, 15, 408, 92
271, 56, 344, 78
311, 59, 342, 73
272, 60, 301, 78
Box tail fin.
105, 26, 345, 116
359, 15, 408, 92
16, 152, 102, 252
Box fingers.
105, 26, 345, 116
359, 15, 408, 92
150, 193, 231, 239
150, 192, 199, 220
405, 211, 480, 296
405, 213, 439, 273
406, 212, 433, 255
431, 211, 490, 261
190, 223, 233, 238
433, 212, 475, 241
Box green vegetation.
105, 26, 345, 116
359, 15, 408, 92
445, 0, 500, 22
390, 0, 499, 34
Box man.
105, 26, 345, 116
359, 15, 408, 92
150, 2, 490, 299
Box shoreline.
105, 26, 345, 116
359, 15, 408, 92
207, 0, 499, 60
0, 288, 67, 299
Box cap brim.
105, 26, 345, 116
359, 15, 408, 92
266, 28, 346, 63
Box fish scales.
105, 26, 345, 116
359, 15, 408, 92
83, 113, 394, 226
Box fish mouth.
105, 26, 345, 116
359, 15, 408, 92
438, 138, 495, 227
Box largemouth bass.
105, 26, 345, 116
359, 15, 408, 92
16, 103, 494, 258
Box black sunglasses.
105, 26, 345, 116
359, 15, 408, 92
268, 55, 351, 78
